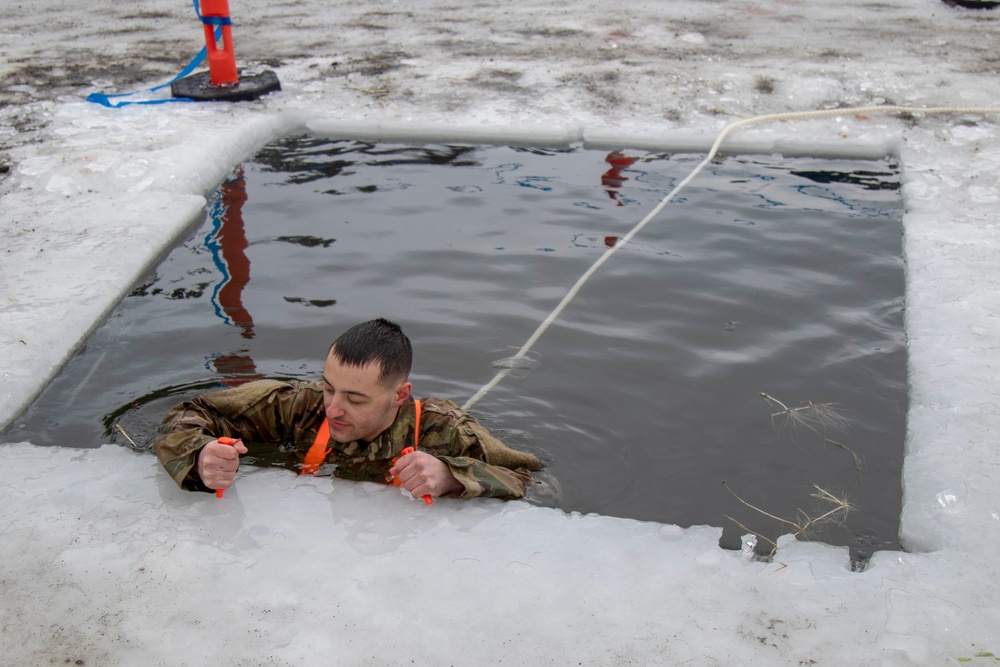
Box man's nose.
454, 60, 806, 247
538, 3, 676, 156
325, 397, 346, 418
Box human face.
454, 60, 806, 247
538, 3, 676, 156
322, 350, 411, 443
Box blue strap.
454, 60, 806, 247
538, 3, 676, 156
86, 0, 226, 108
195, 0, 233, 27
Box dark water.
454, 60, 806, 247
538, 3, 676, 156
2, 137, 906, 564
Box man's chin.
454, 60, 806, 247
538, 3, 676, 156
328, 425, 354, 443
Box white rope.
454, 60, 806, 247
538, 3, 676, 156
461, 104, 1000, 411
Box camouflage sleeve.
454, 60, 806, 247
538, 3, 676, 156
153, 380, 320, 492
153, 403, 231, 492
438, 419, 534, 500
439, 455, 534, 500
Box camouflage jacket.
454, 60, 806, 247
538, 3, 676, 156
154, 379, 541, 500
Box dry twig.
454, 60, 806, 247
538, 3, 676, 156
825, 437, 865, 474
760, 392, 850, 435
723, 480, 854, 557
115, 422, 139, 449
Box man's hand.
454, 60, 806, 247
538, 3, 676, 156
389, 450, 463, 499
197, 438, 248, 492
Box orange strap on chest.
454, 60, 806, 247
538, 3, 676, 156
300, 399, 421, 476
301, 418, 330, 475
413, 398, 421, 449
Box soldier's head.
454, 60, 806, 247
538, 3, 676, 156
328, 318, 412, 386
322, 318, 413, 442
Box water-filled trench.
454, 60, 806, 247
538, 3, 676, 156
2, 137, 907, 563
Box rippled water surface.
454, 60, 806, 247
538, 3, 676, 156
3, 138, 906, 562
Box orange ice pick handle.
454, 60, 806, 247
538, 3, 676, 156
214, 436, 241, 498
389, 447, 434, 505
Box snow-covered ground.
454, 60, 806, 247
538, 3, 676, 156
2, 1, 1000, 664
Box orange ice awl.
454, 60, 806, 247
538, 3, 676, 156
391, 400, 433, 505
215, 436, 241, 498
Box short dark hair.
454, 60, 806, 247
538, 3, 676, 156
329, 318, 412, 386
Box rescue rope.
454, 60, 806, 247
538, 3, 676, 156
461, 104, 1000, 411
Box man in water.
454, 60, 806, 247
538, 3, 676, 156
154, 318, 541, 500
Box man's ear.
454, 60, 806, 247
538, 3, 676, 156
392, 381, 412, 407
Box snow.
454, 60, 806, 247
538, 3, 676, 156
2, 0, 1000, 664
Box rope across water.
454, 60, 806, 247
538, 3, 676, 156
461, 105, 1000, 410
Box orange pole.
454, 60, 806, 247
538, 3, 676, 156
199, 0, 239, 86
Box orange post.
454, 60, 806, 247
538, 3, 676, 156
199, 0, 239, 86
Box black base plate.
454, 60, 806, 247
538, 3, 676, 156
171, 70, 281, 102
941, 0, 998, 7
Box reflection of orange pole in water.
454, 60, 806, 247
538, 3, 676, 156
214, 167, 262, 386
214, 352, 262, 386
601, 150, 637, 206
218, 167, 254, 339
